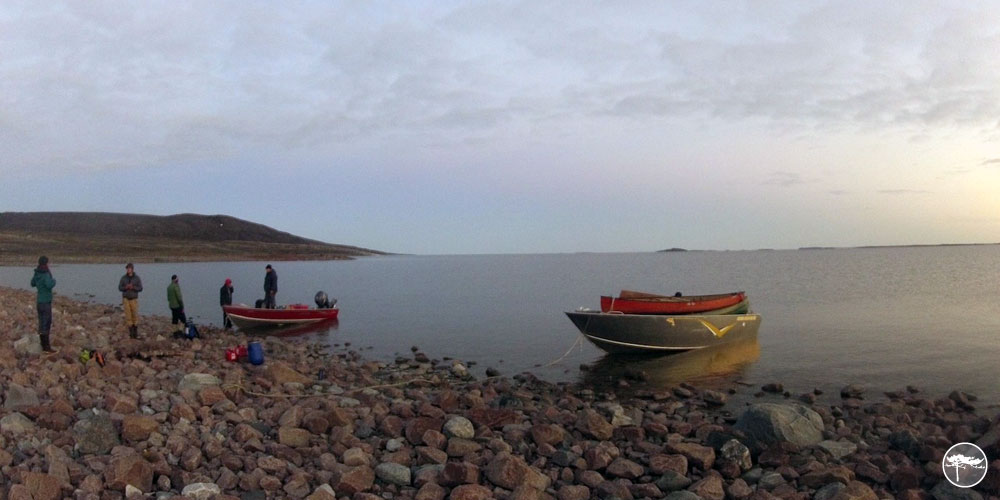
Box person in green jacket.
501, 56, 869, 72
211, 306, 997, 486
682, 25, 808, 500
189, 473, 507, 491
29, 255, 56, 352
167, 274, 186, 334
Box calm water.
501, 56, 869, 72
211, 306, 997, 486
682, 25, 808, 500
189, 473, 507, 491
2, 246, 999, 402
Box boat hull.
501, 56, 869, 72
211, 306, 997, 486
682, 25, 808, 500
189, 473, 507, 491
223, 305, 339, 329
600, 291, 746, 315
565, 311, 761, 354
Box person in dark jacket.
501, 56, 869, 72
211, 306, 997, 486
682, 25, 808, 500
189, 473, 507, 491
29, 255, 56, 352
220, 278, 234, 328
118, 262, 143, 338
263, 265, 277, 309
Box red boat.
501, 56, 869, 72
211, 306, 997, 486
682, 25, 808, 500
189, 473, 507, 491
223, 304, 339, 329
600, 291, 746, 315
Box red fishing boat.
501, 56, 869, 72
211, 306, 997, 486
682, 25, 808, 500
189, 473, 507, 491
223, 292, 339, 329
600, 291, 746, 315
223, 304, 339, 329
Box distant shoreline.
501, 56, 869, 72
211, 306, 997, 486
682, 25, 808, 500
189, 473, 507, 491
658, 242, 1000, 253
0, 231, 383, 266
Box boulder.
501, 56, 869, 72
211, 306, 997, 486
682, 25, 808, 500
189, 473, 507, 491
929, 481, 984, 500
827, 480, 878, 500
719, 440, 752, 471
105, 453, 154, 493
181, 482, 222, 500
733, 403, 824, 452
375, 462, 411, 486
450, 484, 493, 500
485, 453, 550, 491
74, 410, 119, 455
121, 415, 159, 442
817, 440, 858, 460
0, 412, 36, 435
178, 373, 222, 393
13, 334, 41, 355
443, 416, 475, 439
576, 409, 614, 440
265, 362, 312, 385
22, 472, 62, 500
5, 383, 39, 409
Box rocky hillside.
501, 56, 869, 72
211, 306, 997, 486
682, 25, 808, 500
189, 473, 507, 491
0, 212, 385, 264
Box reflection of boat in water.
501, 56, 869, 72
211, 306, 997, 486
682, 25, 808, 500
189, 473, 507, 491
243, 318, 339, 338
565, 310, 761, 353
581, 336, 760, 389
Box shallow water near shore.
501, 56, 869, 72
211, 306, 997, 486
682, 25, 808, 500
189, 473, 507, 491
2, 245, 999, 403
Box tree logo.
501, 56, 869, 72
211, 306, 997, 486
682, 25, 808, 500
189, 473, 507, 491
942, 442, 988, 488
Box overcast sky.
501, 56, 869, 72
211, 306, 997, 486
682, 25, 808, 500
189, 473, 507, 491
2, 1, 999, 254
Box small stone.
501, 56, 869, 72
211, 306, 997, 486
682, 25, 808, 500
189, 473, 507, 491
180, 482, 222, 500
840, 384, 865, 399
814, 482, 846, 500
656, 470, 693, 491
450, 484, 493, 500
443, 416, 475, 439
178, 373, 222, 393
688, 474, 725, 500
703, 390, 728, 405
719, 440, 752, 471
374, 462, 411, 486
817, 440, 858, 460
726, 478, 753, 500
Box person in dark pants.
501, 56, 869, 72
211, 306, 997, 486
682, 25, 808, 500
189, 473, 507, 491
30, 255, 56, 352
167, 274, 186, 334
220, 278, 234, 328
263, 264, 277, 309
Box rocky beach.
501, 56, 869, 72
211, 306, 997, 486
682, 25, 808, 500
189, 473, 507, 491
0, 285, 998, 500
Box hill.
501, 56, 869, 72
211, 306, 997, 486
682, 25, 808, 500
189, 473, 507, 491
0, 212, 386, 265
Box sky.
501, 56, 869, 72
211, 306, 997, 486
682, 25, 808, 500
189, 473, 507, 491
2, 1, 1000, 254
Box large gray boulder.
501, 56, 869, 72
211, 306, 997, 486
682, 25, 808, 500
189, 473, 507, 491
73, 409, 120, 455
733, 403, 824, 452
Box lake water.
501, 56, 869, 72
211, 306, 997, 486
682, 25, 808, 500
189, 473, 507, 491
2, 246, 999, 403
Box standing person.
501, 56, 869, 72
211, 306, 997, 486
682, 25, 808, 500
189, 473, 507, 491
263, 264, 277, 309
220, 278, 234, 329
118, 263, 143, 338
29, 255, 56, 352
167, 274, 186, 334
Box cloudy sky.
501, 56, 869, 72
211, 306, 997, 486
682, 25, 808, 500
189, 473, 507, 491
2, 1, 999, 254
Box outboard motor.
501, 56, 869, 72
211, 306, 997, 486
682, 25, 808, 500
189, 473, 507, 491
314, 291, 337, 309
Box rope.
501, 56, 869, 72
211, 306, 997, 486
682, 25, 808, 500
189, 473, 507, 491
219, 333, 589, 399
539, 334, 583, 368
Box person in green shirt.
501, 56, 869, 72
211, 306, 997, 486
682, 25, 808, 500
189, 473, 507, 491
29, 255, 56, 352
167, 274, 186, 334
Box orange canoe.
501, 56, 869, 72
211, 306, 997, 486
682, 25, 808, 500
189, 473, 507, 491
600, 291, 746, 315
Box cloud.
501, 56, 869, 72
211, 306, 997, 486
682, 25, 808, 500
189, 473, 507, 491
3, 1, 1000, 177
981, 158, 1000, 167
877, 189, 932, 195
763, 171, 808, 187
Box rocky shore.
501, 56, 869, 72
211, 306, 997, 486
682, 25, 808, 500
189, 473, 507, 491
0, 285, 998, 500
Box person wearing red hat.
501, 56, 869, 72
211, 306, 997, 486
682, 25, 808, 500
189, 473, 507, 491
220, 278, 234, 329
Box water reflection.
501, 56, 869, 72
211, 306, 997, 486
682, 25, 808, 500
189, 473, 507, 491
580, 335, 760, 391
241, 318, 340, 338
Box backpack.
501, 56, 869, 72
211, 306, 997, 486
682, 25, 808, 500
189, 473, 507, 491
184, 319, 200, 340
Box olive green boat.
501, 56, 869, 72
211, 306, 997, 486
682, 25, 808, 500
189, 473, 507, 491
565, 309, 762, 354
